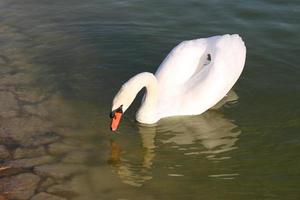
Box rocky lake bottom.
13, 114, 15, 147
0, 24, 110, 200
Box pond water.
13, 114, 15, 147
0, 0, 299, 199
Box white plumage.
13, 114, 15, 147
111, 34, 246, 125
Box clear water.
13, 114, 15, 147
1, 0, 299, 199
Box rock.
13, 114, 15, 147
47, 183, 78, 198
37, 177, 55, 192
0, 134, 19, 150
0, 166, 24, 178
0, 54, 10, 65
62, 151, 90, 164
0, 116, 55, 147
0, 73, 32, 87
0, 91, 19, 117
23, 104, 49, 117
40, 94, 95, 137
0, 195, 6, 200
47, 142, 78, 156
31, 192, 66, 200
46, 175, 90, 198
5, 155, 55, 169
34, 163, 85, 179
0, 173, 40, 200
14, 88, 46, 103
24, 132, 60, 147
41, 94, 74, 125
13, 146, 46, 159
0, 145, 10, 160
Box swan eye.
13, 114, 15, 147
109, 111, 115, 118
110, 105, 123, 118
207, 54, 211, 61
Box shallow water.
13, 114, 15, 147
0, 0, 299, 199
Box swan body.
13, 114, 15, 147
110, 34, 246, 130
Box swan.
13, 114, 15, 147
110, 34, 246, 131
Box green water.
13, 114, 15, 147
1, 0, 299, 199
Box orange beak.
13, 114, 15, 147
110, 112, 123, 132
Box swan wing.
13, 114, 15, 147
154, 38, 211, 117
181, 34, 246, 115
155, 39, 208, 86
153, 34, 246, 119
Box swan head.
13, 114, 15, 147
110, 105, 123, 132
110, 83, 136, 131
110, 72, 158, 131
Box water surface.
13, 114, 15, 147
0, 0, 299, 199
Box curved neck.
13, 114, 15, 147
135, 73, 158, 123
114, 72, 158, 123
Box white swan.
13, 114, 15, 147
110, 34, 246, 131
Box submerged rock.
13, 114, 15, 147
37, 177, 55, 192
62, 151, 90, 164
47, 142, 78, 156
47, 183, 78, 198
0, 173, 40, 200
0, 54, 10, 65
34, 163, 85, 179
0, 145, 10, 160
0, 91, 19, 118
31, 192, 67, 200
5, 155, 55, 169
13, 146, 46, 159
46, 175, 91, 199
0, 73, 32, 88
24, 132, 60, 147
0, 166, 24, 178
23, 104, 49, 117
14, 88, 46, 103
0, 116, 55, 147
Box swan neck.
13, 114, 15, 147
135, 73, 158, 124
143, 76, 157, 108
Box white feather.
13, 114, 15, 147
111, 34, 246, 124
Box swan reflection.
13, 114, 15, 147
108, 126, 156, 187
158, 110, 240, 161
108, 91, 240, 186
